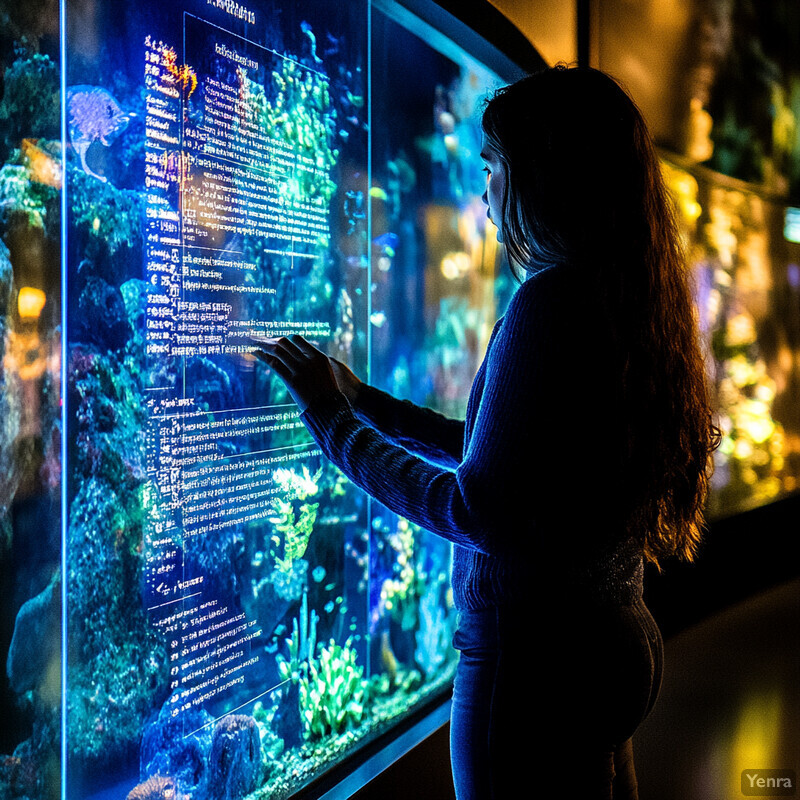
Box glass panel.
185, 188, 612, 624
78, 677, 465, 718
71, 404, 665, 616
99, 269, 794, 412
364, 0, 509, 741
64, 1, 370, 797
0, 2, 64, 799
59, 0, 510, 798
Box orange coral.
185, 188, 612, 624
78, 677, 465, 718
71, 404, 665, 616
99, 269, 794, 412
162, 48, 197, 99
125, 774, 178, 800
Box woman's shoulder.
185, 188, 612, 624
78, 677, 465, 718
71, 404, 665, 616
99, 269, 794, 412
504, 264, 573, 325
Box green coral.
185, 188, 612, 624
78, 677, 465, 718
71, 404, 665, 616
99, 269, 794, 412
254, 59, 338, 205
277, 590, 318, 682
299, 637, 366, 739
268, 465, 321, 573
0, 159, 58, 230
278, 595, 365, 740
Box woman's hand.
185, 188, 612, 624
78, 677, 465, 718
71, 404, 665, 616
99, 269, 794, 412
251, 334, 341, 413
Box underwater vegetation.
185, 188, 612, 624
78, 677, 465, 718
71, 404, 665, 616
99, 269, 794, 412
299, 637, 366, 739
244, 60, 338, 206
277, 592, 365, 741
268, 465, 322, 574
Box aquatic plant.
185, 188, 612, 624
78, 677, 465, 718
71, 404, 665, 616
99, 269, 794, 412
277, 590, 318, 682
253, 57, 338, 204
277, 593, 365, 740
299, 637, 366, 739
268, 466, 321, 573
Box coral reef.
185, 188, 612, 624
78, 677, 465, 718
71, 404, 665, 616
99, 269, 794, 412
67, 477, 167, 766
299, 637, 366, 739
126, 774, 181, 800
66, 278, 167, 768
67, 166, 144, 284
0, 159, 59, 232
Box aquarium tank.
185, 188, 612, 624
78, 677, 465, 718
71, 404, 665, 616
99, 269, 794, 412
0, 0, 539, 798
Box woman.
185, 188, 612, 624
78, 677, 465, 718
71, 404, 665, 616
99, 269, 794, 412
254, 65, 720, 799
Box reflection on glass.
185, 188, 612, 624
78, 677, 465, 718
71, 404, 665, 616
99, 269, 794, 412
663, 157, 800, 518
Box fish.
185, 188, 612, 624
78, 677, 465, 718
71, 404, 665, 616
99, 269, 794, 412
67, 85, 136, 182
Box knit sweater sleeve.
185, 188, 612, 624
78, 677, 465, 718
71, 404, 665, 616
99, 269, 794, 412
300, 267, 563, 556
349, 384, 465, 468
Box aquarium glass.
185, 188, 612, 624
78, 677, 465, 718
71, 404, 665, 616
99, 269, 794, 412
0, 2, 64, 799
0, 0, 512, 798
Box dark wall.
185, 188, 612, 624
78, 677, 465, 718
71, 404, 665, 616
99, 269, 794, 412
644, 493, 800, 639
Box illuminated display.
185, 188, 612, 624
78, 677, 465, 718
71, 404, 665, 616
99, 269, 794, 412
0, 1, 512, 798
663, 158, 800, 515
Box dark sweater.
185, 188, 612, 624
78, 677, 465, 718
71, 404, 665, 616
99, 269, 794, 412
301, 264, 644, 610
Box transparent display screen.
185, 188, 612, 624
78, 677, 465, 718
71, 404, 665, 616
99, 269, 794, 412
63, 1, 502, 798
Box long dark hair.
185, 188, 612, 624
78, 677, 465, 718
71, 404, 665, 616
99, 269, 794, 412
482, 65, 721, 565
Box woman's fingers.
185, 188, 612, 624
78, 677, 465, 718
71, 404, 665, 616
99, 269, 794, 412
286, 334, 323, 358
251, 336, 306, 372
256, 350, 293, 381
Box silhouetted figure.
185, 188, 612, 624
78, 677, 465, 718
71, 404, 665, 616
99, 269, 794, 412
254, 65, 720, 800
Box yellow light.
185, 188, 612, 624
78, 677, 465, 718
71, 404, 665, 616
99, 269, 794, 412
745, 417, 775, 445
440, 251, 471, 280
18, 287, 46, 320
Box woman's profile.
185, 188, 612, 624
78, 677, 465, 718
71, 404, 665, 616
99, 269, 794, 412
253, 64, 720, 800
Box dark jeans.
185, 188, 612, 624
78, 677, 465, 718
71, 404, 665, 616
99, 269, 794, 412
450, 597, 663, 799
